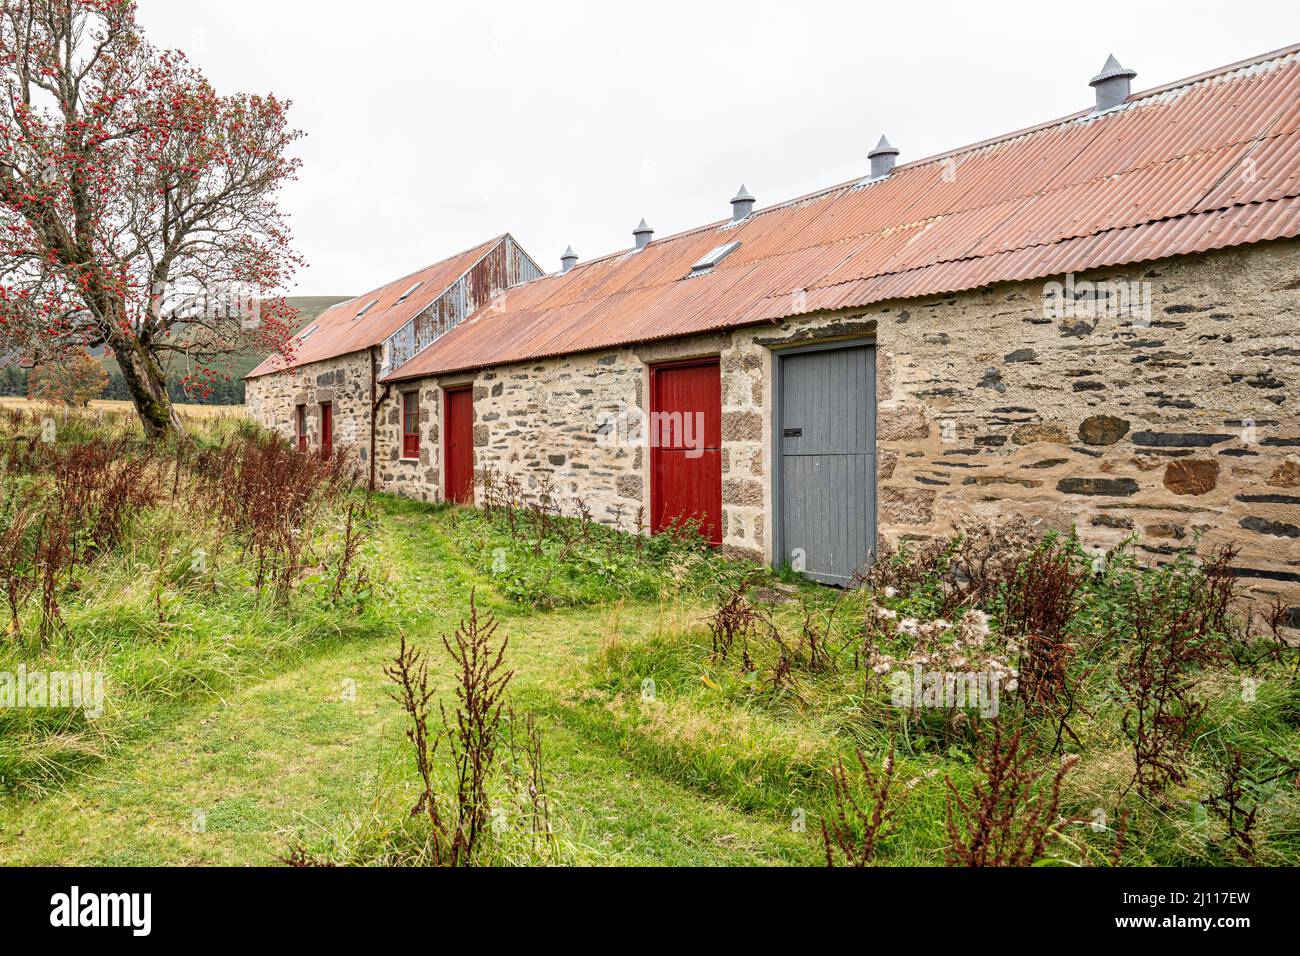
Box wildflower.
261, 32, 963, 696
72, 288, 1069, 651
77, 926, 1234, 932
963, 608, 991, 637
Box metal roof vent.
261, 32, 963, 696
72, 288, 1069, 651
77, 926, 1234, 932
397, 281, 424, 302
633, 218, 654, 250
561, 246, 579, 273
1090, 54, 1137, 112
868, 135, 900, 179
730, 185, 755, 222
354, 299, 379, 320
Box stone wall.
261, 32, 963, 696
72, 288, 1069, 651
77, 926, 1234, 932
246, 239, 1300, 608
460, 353, 645, 527
374, 380, 443, 502
858, 239, 1299, 605
245, 350, 374, 467
377, 334, 767, 557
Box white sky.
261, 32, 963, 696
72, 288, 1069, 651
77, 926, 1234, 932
136, 0, 1295, 297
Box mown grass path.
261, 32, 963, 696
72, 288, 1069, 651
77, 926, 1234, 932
0, 499, 816, 866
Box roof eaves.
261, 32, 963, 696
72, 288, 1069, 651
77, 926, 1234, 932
268, 43, 1300, 383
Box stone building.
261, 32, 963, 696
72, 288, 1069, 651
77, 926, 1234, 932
247, 46, 1300, 609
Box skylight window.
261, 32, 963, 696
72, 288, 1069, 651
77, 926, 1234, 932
688, 241, 741, 276
354, 299, 379, 320
397, 281, 424, 302
299, 324, 320, 341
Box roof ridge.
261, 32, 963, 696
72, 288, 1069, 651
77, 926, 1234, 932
554, 44, 1300, 276
320, 233, 510, 316
247, 233, 515, 378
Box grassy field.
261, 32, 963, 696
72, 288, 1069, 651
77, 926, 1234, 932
0, 410, 1296, 867
0, 497, 813, 865
0, 397, 244, 420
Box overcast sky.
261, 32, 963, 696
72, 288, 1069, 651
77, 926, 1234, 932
136, 0, 1293, 297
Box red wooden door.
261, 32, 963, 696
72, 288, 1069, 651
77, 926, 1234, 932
319, 402, 333, 459
443, 387, 474, 504
650, 359, 722, 545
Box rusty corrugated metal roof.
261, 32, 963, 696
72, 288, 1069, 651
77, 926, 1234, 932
246, 235, 509, 378
383, 44, 1300, 381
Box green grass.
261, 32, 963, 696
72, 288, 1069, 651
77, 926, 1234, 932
1, 417, 1296, 867
0, 494, 816, 866
0, 497, 395, 796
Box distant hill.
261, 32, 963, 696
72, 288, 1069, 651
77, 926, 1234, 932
120, 296, 351, 406
284, 297, 354, 331
0, 297, 352, 405
193, 296, 350, 384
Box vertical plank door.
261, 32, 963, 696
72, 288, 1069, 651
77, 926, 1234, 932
443, 387, 474, 504
650, 359, 723, 546
320, 402, 333, 460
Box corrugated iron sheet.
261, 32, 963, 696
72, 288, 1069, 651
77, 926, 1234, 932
247, 235, 521, 377
384, 236, 544, 370
737, 195, 1300, 322
381, 44, 1300, 382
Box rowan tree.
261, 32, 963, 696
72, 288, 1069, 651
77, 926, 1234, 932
0, 0, 301, 439
26, 347, 105, 405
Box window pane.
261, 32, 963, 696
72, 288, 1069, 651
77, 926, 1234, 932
403, 393, 418, 435
402, 392, 420, 458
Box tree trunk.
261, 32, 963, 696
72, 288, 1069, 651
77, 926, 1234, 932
114, 334, 183, 442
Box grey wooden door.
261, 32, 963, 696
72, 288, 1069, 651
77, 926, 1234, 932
778, 345, 876, 586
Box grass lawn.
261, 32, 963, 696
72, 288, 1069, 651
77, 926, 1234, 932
0, 495, 816, 866
1, 413, 1296, 868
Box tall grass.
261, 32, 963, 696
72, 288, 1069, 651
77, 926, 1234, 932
0, 409, 388, 796
445, 466, 729, 609
576, 522, 1300, 866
